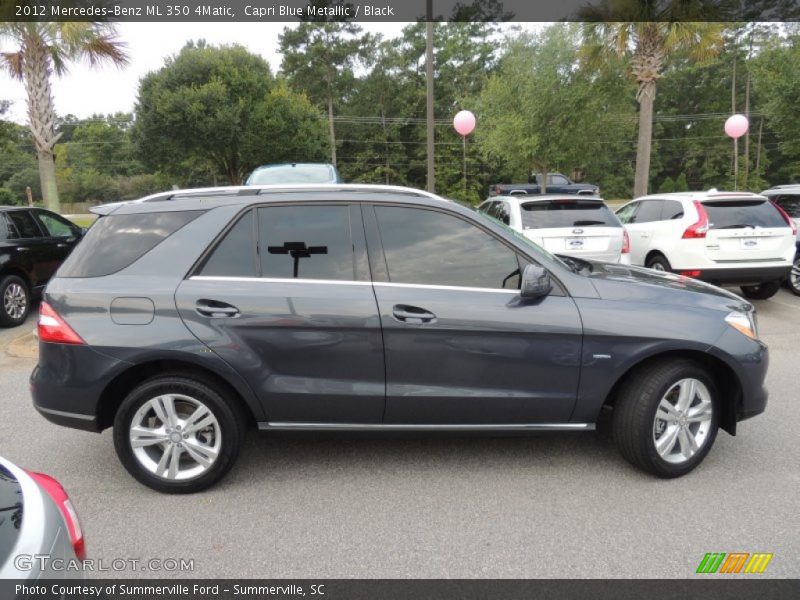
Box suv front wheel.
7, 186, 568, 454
113, 374, 245, 493
612, 359, 719, 478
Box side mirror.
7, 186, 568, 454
520, 264, 552, 299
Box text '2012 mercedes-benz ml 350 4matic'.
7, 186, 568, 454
31, 184, 768, 493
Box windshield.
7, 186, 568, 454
521, 199, 620, 229
247, 164, 336, 185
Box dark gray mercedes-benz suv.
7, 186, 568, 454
31, 184, 768, 493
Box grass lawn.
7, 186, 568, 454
65, 214, 97, 228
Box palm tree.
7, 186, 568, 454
580, 2, 724, 197
0, 23, 127, 211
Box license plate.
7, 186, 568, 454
741, 238, 760, 249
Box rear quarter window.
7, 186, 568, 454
58, 210, 204, 278
702, 200, 787, 229
521, 200, 620, 229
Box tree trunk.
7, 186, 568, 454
22, 34, 61, 211
633, 81, 656, 198
37, 150, 58, 208
327, 95, 337, 166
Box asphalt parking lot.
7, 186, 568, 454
0, 289, 797, 579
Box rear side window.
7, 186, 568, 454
5, 210, 41, 238
0, 215, 18, 240
772, 195, 800, 218
702, 200, 787, 229
258, 205, 354, 280
629, 200, 662, 223
662, 200, 684, 220
520, 200, 619, 229
198, 211, 257, 277
59, 211, 203, 278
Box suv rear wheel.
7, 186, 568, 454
612, 359, 719, 478
740, 281, 781, 300
113, 374, 245, 493
787, 257, 800, 296
645, 254, 672, 273
0, 275, 30, 328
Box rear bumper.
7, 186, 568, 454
31, 342, 129, 433
696, 266, 791, 285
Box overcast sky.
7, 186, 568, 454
0, 22, 540, 124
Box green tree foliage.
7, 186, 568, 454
476, 25, 634, 196
133, 42, 325, 186
0, 22, 127, 211
279, 21, 373, 166
0, 187, 20, 206
658, 176, 675, 193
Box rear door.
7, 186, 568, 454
175, 203, 385, 424
3, 209, 51, 289
520, 198, 623, 262
365, 204, 583, 425
770, 194, 800, 242
30, 209, 82, 275
702, 198, 794, 262
617, 200, 662, 265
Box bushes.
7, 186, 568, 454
0, 187, 21, 206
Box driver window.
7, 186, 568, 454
375, 206, 521, 290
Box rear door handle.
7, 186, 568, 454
57, 243, 68, 248
16, 247, 29, 252
392, 304, 436, 324
196, 300, 240, 318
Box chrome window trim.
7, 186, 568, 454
189, 276, 521, 294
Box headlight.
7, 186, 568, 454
725, 311, 758, 340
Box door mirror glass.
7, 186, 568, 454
520, 264, 552, 299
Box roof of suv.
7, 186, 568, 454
762, 185, 800, 195
92, 184, 450, 215
635, 190, 768, 202
489, 194, 605, 204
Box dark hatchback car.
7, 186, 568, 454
31, 185, 768, 493
761, 185, 800, 295
0, 207, 83, 327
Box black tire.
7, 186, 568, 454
645, 254, 672, 273
113, 373, 245, 493
786, 257, 800, 297
612, 359, 719, 478
740, 280, 781, 300
0, 275, 30, 328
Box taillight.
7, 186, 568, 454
621, 229, 630, 254
26, 471, 85, 561
682, 200, 709, 239
771, 201, 797, 235
680, 270, 702, 278
38, 302, 84, 345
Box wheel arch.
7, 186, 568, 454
644, 249, 669, 268
0, 265, 32, 289
602, 349, 741, 436
96, 358, 260, 431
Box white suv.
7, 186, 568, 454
477, 195, 630, 264
616, 191, 797, 299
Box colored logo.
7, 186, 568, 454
696, 552, 773, 574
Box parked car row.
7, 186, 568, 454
29, 183, 768, 493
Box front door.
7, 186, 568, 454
364, 204, 583, 424
176, 204, 385, 424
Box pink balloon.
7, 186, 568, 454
724, 114, 749, 139
453, 110, 476, 136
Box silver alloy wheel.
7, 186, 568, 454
3, 283, 27, 320
790, 258, 800, 293
650, 262, 666, 272
652, 378, 713, 464
129, 394, 221, 481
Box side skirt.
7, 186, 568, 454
258, 422, 595, 432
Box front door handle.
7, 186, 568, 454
392, 304, 436, 324
16, 247, 29, 252
196, 300, 240, 318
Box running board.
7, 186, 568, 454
258, 422, 595, 432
